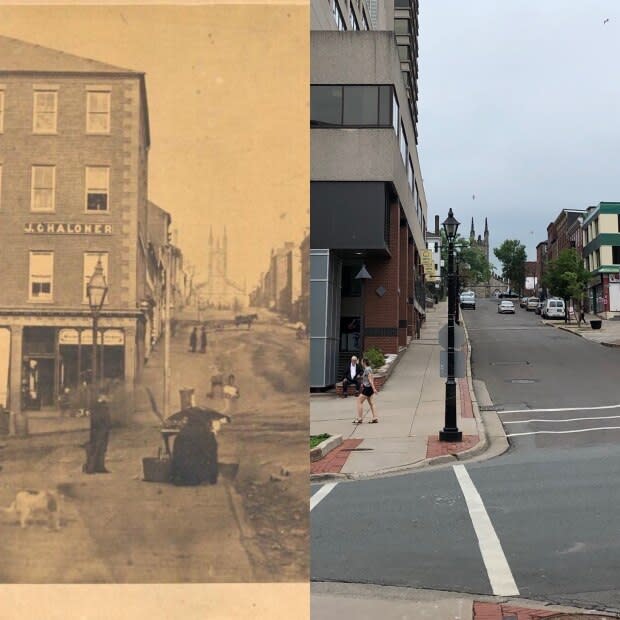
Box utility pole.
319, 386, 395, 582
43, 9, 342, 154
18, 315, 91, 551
163, 244, 172, 419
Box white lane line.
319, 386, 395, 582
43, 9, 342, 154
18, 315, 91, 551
453, 465, 519, 596
507, 426, 620, 438
504, 414, 620, 425
501, 403, 620, 414
310, 482, 338, 511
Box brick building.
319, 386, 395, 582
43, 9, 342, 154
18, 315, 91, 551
310, 0, 427, 388
0, 36, 151, 413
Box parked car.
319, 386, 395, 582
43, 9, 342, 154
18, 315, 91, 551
459, 291, 476, 310
520, 297, 528, 308
526, 297, 539, 311
498, 300, 515, 314
542, 298, 566, 319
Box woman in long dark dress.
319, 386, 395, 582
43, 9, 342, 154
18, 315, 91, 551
170, 411, 221, 486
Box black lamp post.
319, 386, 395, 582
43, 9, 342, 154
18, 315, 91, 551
440, 209, 463, 442
355, 264, 372, 358
455, 247, 461, 326
87, 258, 108, 389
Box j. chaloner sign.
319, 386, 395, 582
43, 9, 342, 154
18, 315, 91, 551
24, 222, 113, 235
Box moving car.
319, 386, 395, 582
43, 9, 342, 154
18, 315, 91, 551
459, 291, 476, 310
498, 300, 515, 314
526, 297, 539, 311
542, 298, 566, 319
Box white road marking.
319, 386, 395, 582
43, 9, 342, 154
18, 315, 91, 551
504, 414, 620, 425
501, 403, 620, 414
310, 482, 338, 511
507, 426, 620, 438
453, 464, 519, 596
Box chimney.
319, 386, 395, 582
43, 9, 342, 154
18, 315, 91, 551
434, 215, 439, 235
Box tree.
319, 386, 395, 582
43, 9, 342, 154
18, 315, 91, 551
439, 231, 492, 288
542, 248, 590, 326
494, 240, 527, 294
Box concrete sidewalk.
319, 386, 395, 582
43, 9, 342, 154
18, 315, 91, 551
312, 583, 615, 619
310, 301, 492, 479
544, 312, 620, 347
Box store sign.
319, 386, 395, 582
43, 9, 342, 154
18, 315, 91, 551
58, 329, 125, 346
421, 249, 435, 277
24, 222, 113, 235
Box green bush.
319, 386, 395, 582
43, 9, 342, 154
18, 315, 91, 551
363, 347, 385, 370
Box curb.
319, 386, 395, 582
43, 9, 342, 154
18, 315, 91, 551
545, 320, 620, 348
310, 434, 343, 462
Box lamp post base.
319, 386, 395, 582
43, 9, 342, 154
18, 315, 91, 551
439, 429, 463, 442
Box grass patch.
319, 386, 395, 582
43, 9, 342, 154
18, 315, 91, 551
310, 434, 330, 449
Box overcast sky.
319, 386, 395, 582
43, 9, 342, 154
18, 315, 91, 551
0, 5, 307, 292
417, 0, 620, 264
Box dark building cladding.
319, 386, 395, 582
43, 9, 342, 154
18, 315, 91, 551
311, 182, 390, 251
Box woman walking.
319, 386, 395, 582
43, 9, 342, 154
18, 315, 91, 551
353, 357, 378, 424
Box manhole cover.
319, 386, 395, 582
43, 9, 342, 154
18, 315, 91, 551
505, 379, 539, 384
490, 361, 530, 366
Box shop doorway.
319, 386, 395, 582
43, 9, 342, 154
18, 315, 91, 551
23, 357, 55, 409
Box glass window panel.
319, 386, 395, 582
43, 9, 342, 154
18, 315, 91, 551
34, 91, 57, 133
89, 92, 109, 113
395, 18, 410, 35
86, 166, 108, 189
392, 93, 399, 135
311, 86, 343, 126
343, 86, 379, 125
310, 253, 329, 280
310, 280, 328, 335
34, 166, 54, 188
378, 85, 392, 125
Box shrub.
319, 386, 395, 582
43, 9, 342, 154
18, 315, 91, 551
363, 347, 385, 370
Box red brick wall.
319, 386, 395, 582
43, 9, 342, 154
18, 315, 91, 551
398, 218, 408, 348
0, 74, 145, 310
364, 200, 401, 355
407, 233, 414, 337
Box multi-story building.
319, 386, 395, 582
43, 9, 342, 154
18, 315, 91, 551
546, 209, 586, 264
0, 35, 151, 413
535, 241, 547, 295
424, 215, 442, 294
310, 0, 427, 388
582, 202, 620, 317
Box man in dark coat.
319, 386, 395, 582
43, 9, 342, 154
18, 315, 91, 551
200, 326, 207, 354
342, 355, 363, 398
189, 327, 198, 353
83, 392, 112, 474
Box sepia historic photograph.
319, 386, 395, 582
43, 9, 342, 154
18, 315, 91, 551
0, 2, 309, 594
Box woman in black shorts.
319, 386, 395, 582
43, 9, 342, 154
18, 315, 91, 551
353, 357, 378, 424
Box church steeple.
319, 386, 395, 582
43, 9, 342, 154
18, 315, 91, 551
484, 217, 489, 239
470, 217, 475, 242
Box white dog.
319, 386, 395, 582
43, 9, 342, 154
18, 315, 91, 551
3, 489, 61, 530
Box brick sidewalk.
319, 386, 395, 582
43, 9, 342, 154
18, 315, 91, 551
459, 377, 474, 418
426, 434, 479, 458
310, 439, 363, 475
473, 601, 599, 619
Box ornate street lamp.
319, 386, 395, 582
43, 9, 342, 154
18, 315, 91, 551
440, 209, 462, 442
355, 264, 372, 357
87, 258, 108, 388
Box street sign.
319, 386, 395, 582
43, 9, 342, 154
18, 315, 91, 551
438, 323, 465, 350
440, 350, 466, 378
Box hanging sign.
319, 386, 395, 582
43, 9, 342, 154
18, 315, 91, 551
58, 329, 124, 346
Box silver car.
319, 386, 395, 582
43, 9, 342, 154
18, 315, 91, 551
498, 300, 515, 314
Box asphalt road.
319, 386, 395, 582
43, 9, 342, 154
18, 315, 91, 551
311, 298, 620, 613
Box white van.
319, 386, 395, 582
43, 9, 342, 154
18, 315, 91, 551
542, 298, 566, 319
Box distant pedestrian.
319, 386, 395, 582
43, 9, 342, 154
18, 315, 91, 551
189, 327, 198, 353
353, 358, 378, 424
200, 326, 207, 353
83, 391, 111, 474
